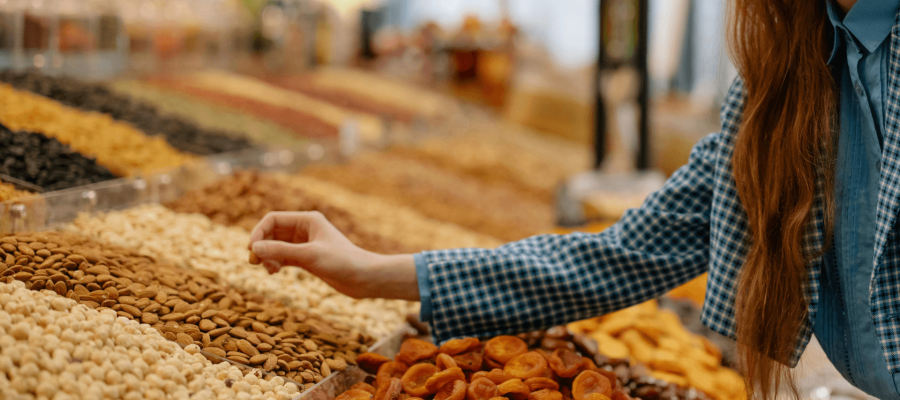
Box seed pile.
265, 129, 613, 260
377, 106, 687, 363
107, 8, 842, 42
303, 153, 554, 242
0, 83, 191, 176
165, 171, 411, 255
0, 70, 254, 155
0, 231, 370, 385
0, 181, 33, 202
0, 124, 118, 191
288, 175, 502, 251
66, 204, 419, 339
0, 280, 303, 399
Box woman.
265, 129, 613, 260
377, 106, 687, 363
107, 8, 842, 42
249, 1, 900, 398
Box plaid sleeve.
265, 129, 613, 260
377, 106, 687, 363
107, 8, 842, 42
418, 131, 721, 343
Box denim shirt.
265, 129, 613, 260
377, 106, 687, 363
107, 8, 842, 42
812, 1, 897, 397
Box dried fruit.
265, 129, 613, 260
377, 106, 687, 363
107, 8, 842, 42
374, 378, 404, 400
524, 378, 559, 392
396, 338, 438, 365
425, 367, 466, 393
377, 362, 410, 389
583, 395, 611, 400
439, 337, 481, 356
434, 380, 467, 400
351, 382, 378, 396
436, 353, 459, 370
528, 390, 563, 400
548, 349, 584, 378
571, 371, 612, 400
466, 377, 499, 400
401, 363, 441, 397
485, 336, 528, 365
497, 379, 530, 397
504, 352, 549, 380
453, 351, 483, 371
337, 389, 376, 400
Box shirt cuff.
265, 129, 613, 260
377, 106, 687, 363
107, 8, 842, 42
414, 253, 433, 325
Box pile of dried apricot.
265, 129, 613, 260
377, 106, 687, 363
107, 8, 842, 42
337, 336, 640, 400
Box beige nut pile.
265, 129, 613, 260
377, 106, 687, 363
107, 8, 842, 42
65, 204, 417, 339
0, 280, 303, 400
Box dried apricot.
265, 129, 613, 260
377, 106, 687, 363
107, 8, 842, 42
489, 398, 510, 400
408, 398, 425, 400
485, 356, 505, 369
609, 391, 633, 400
377, 362, 410, 389
548, 349, 583, 378
467, 377, 500, 400
351, 382, 378, 395
437, 353, 459, 370
435, 380, 468, 400
337, 390, 375, 400
524, 378, 559, 392
401, 363, 442, 397
440, 337, 481, 355
485, 336, 528, 365
374, 378, 404, 400
426, 367, 467, 392
528, 390, 563, 400
484, 369, 516, 385
397, 339, 439, 365
358, 353, 392, 374
504, 352, 549, 380
497, 379, 530, 397
572, 371, 612, 400
453, 351, 484, 371
583, 395, 611, 400
595, 370, 618, 390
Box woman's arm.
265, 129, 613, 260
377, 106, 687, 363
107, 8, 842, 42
249, 130, 722, 342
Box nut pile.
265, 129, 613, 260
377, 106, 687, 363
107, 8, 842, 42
0, 181, 33, 202
165, 171, 411, 255
0, 83, 191, 176
0, 70, 254, 155
567, 302, 744, 400
0, 123, 118, 191
112, 80, 310, 149
66, 204, 419, 339
264, 76, 417, 123
0, 231, 369, 385
303, 153, 554, 242
344, 331, 715, 400
289, 175, 502, 251
0, 280, 303, 399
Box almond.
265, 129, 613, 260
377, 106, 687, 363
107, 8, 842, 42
199, 319, 217, 331
176, 333, 193, 346
249, 354, 269, 365
120, 304, 142, 317
264, 354, 277, 371
160, 313, 186, 322
204, 347, 226, 358
237, 339, 259, 356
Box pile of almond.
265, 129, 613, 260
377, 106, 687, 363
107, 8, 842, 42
0, 231, 367, 388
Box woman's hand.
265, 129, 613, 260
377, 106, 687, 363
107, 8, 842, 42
248, 211, 419, 301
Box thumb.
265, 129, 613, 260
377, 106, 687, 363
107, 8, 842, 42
251, 241, 318, 267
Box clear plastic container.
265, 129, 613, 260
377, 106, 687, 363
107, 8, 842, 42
0, 0, 19, 70
21, 0, 54, 72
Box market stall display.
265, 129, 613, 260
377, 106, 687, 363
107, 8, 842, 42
0, 123, 118, 191
0, 231, 369, 387
0, 70, 254, 155
302, 153, 554, 241
0, 281, 304, 399
0, 83, 191, 176
65, 204, 417, 339
111, 81, 310, 149
566, 302, 744, 399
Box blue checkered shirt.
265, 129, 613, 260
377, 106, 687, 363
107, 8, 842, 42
417, 21, 900, 371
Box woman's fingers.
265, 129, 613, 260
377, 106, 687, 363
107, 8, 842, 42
249, 211, 321, 248
251, 240, 319, 268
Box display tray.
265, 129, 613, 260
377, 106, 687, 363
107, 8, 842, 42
294, 324, 415, 400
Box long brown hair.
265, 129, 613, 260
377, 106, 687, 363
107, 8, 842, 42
728, 0, 836, 398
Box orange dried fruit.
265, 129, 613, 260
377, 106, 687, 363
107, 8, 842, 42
437, 353, 459, 370
528, 390, 563, 400
453, 351, 484, 371
358, 353, 392, 375
397, 339, 439, 365
485, 336, 528, 365
440, 337, 481, 356
467, 377, 500, 400
485, 356, 505, 369
583, 395, 611, 400
408, 398, 425, 400
548, 349, 583, 378
504, 352, 549, 380
484, 369, 516, 385
374, 378, 404, 400
426, 367, 467, 392
377, 362, 410, 389
489, 398, 510, 400
610, 391, 633, 400
352, 382, 378, 395
524, 378, 559, 392
595, 370, 618, 390
401, 363, 442, 397
497, 379, 530, 397
435, 380, 468, 400
581, 358, 598, 372
337, 389, 375, 400
572, 371, 612, 400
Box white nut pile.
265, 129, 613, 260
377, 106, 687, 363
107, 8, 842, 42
287, 176, 503, 251
65, 205, 416, 339
0, 280, 302, 400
